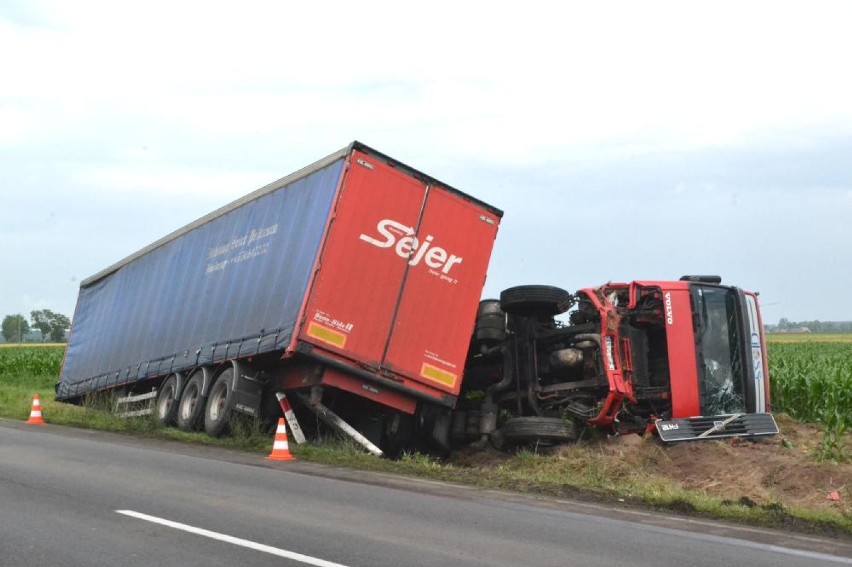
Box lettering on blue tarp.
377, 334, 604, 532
205, 223, 278, 275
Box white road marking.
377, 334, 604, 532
116, 510, 351, 567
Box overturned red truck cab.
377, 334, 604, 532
459, 276, 778, 448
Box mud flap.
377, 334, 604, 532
230, 361, 266, 418
655, 413, 779, 442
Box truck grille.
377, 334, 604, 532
655, 413, 779, 442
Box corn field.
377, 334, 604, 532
769, 339, 852, 461
0, 345, 65, 379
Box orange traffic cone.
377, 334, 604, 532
26, 394, 45, 425
266, 417, 295, 461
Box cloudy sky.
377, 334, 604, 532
1, 0, 850, 326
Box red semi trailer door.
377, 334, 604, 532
382, 187, 500, 395
299, 149, 500, 399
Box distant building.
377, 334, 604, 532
23, 329, 45, 342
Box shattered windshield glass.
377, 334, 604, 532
695, 286, 745, 415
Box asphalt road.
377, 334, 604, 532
1, 420, 851, 567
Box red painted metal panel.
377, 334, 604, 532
273, 364, 417, 414
300, 150, 427, 368
300, 148, 500, 402
664, 287, 701, 417
383, 187, 501, 395
322, 368, 417, 414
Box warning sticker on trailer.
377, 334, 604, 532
307, 322, 347, 348
311, 311, 355, 336
420, 363, 457, 387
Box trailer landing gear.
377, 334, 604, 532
295, 392, 384, 457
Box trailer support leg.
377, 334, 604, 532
294, 393, 384, 457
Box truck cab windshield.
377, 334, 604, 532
694, 286, 746, 416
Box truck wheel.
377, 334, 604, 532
500, 285, 574, 317
176, 371, 205, 431
495, 417, 578, 448
155, 375, 180, 427
204, 368, 235, 438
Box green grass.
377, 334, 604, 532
0, 346, 64, 421
0, 346, 272, 451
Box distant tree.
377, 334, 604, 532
30, 310, 52, 338
30, 309, 71, 343
1, 314, 30, 343
772, 318, 852, 333
49, 313, 71, 342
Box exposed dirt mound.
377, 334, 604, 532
655, 419, 851, 512
452, 416, 852, 518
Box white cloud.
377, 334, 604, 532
2, 0, 852, 321
79, 163, 274, 201
5, 1, 852, 159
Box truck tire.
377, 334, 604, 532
495, 417, 578, 448
155, 374, 180, 427
500, 285, 573, 317
204, 368, 236, 438
176, 371, 205, 431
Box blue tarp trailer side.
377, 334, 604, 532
57, 149, 347, 400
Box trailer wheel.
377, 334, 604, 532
500, 285, 574, 317
494, 417, 578, 448
176, 371, 205, 431
204, 368, 236, 438
155, 375, 180, 427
